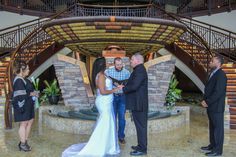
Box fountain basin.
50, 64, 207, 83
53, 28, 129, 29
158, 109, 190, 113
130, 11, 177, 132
39, 104, 190, 136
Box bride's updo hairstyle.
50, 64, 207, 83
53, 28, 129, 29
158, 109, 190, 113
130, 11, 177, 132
92, 57, 106, 88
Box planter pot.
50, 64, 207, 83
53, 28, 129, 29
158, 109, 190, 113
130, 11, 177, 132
48, 95, 60, 105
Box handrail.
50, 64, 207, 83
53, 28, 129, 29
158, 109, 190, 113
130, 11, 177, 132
77, 3, 152, 8
0, 51, 11, 59
153, 5, 212, 53
3, 2, 236, 129
1, 2, 235, 61
0, 17, 43, 33
176, 14, 236, 36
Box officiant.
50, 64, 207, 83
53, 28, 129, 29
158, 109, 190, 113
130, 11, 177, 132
105, 57, 130, 144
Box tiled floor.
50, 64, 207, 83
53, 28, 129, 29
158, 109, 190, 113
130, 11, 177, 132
0, 112, 236, 157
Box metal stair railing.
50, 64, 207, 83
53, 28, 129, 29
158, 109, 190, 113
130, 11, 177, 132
0, 16, 53, 52
177, 15, 236, 60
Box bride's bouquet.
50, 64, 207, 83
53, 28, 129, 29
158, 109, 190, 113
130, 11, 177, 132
31, 76, 40, 110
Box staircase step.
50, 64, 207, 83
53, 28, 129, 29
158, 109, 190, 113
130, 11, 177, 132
0, 62, 9, 67
226, 74, 236, 78
230, 115, 236, 119
227, 89, 236, 92
227, 84, 236, 87
228, 96, 236, 100
228, 99, 236, 103
0, 73, 6, 78
0, 67, 7, 71
222, 64, 236, 68
229, 107, 236, 111
227, 86, 236, 90
227, 80, 236, 83
230, 124, 236, 129
223, 69, 236, 73
230, 119, 236, 124
0, 99, 5, 104
0, 78, 7, 82
228, 104, 236, 107
230, 111, 236, 115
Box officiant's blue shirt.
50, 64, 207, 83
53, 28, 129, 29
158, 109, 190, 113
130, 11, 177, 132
105, 67, 130, 94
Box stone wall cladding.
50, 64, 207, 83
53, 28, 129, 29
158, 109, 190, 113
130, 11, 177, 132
54, 59, 92, 110
53, 54, 175, 111
147, 60, 176, 111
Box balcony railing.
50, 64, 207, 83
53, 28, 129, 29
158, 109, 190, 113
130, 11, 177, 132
179, 0, 236, 15
177, 15, 236, 60
0, 18, 49, 51
1, 3, 235, 60
0, 0, 78, 13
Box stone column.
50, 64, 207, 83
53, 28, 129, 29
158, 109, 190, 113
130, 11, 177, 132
144, 55, 176, 111
53, 54, 94, 110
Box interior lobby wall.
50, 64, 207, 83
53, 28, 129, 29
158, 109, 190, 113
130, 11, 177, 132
0, 11, 38, 29
193, 10, 236, 33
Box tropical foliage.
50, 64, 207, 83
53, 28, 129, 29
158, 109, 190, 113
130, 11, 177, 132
40, 79, 60, 103
165, 74, 182, 110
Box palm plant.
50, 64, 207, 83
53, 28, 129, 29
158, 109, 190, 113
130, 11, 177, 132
165, 74, 182, 110
40, 79, 60, 104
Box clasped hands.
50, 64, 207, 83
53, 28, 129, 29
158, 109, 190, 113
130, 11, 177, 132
115, 84, 124, 91
30, 90, 40, 97
201, 100, 208, 108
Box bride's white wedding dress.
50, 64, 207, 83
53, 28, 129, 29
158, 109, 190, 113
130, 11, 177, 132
62, 76, 120, 157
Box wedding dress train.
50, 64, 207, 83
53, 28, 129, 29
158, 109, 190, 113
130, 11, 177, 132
62, 76, 120, 157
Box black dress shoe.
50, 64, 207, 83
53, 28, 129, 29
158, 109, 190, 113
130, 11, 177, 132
130, 150, 147, 156
131, 145, 140, 150
201, 146, 213, 152
205, 151, 222, 156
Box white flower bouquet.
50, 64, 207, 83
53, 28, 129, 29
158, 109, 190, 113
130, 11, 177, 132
31, 76, 40, 110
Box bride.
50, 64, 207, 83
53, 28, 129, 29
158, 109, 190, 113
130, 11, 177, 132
62, 57, 123, 157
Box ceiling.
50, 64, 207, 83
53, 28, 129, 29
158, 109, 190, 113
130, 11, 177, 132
43, 16, 186, 56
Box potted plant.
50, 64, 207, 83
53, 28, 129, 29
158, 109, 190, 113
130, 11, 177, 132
165, 74, 182, 110
40, 79, 60, 105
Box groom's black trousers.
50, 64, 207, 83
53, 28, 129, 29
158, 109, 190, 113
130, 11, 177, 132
132, 111, 148, 152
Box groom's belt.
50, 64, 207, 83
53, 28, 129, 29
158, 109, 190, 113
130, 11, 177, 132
114, 93, 124, 96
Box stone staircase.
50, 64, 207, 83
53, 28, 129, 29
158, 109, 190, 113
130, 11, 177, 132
175, 41, 236, 129
0, 56, 10, 96
222, 63, 236, 129
0, 96, 5, 127
175, 41, 208, 69
0, 55, 11, 129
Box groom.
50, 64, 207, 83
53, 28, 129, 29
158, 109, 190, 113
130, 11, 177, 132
123, 53, 148, 156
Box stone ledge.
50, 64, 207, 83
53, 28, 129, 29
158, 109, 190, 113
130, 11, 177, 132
39, 105, 190, 136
